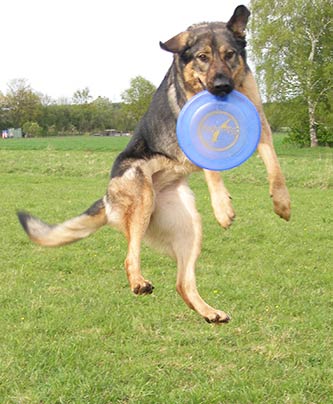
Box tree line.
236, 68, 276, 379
2, 74, 331, 146
0, 77, 156, 137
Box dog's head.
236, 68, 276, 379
160, 5, 250, 97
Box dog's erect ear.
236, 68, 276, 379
160, 31, 191, 53
227, 5, 250, 38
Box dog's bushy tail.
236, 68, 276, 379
17, 198, 107, 247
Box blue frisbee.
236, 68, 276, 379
176, 90, 261, 170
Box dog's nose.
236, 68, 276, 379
213, 77, 233, 95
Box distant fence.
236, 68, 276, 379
2, 128, 22, 138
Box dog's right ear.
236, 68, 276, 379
160, 31, 190, 53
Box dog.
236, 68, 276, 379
18, 5, 290, 324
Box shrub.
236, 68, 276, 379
284, 124, 333, 148
22, 121, 43, 137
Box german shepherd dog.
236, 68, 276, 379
18, 6, 290, 324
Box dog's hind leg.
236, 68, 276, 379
204, 170, 235, 228
146, 179, 230, 324
238, 71, 291, 221
107, 166, 155, 295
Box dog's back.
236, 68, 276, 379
111, 73, 182, 178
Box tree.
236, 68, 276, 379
250, 0, 333, 146
121, 76, 156, 126
90, 96, 114, 130
72, 87, 92, 105
5, 79, 42, 128
0, 91, 10, 129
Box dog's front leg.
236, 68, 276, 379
239, 71, 291, 221
204, 170, 235, 228
257, 116, 291, 220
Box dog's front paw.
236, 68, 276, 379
132, 280, 154, 295
204, 310, 231, 324
271, 184, 291, 221
213, 196, 236, 229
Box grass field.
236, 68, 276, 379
0, 135, 332, 403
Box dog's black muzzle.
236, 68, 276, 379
208, 75, 234, 97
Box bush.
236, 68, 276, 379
318, 126, 333, 147
22, 121, 43, 137
283, 124, 333, 148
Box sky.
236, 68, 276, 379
1, 0, 250, 102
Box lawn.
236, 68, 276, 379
0, 135, 332, 403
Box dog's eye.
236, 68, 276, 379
197, 53, 209, 63
225, 50, 236, 61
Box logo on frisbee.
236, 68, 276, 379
198, 111, 240, 152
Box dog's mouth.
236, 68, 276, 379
210, 86, 233, 97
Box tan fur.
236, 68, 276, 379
20, 206, 107, 247
231, 55, 247, 84
183, 62, 205, 98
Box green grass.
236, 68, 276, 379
0, 136, 332, 403
0, 135, 129, 152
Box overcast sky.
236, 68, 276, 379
1, 0, 250, 102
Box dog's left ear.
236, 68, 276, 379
227, 5, 251, 37
160, 31, 190, 53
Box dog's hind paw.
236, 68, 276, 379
204, 310, 231, 324
132, 280, 154, 295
